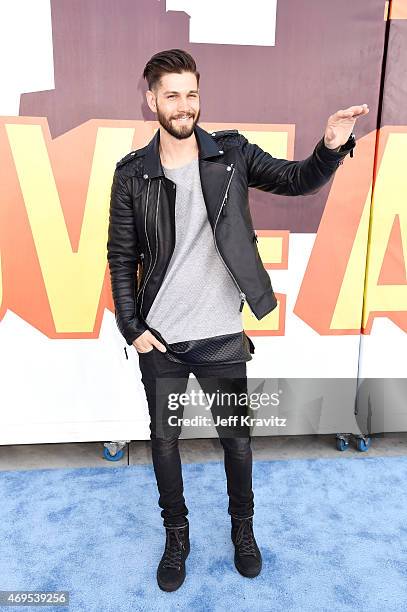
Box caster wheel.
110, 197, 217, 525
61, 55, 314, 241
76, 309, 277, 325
356, 437, 371, 452
103, 447, 125, 461
336, 437, 350, 451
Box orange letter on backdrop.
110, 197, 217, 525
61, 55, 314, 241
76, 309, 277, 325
3, 121, 404, 340
294, 130, 407, 335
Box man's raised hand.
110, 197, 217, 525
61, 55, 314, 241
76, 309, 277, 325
324, 103, 369, 149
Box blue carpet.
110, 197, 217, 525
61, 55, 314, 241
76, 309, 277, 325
1, 455, 407, 611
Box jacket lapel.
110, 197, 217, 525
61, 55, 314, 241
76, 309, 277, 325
142, 124, 230, 226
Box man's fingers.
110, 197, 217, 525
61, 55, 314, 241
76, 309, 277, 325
337, 104, 369, 118
133, 330, 167, 353
152, 339, 167, 352
137, 344, 154, 353
336, 109, 355, 118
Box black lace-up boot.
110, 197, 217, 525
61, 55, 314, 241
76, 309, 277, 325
157, 520, 190, 591
231, 515, 262, 577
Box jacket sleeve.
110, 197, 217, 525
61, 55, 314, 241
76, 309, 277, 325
240, 134, 354, 196
106, 168, 148, 346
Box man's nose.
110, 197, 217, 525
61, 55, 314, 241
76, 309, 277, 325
177, 100, 192, 113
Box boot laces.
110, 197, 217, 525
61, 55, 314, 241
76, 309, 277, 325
162, 526, 186, 569
235, 518, 257, 556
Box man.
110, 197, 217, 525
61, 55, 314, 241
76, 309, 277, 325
107, 48, 369, 591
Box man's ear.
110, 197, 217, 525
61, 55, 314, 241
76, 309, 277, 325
145, 90, 157, 113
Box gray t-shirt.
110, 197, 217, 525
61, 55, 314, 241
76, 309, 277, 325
145, 157, 243, 344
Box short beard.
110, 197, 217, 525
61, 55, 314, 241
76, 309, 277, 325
156, 104, 201, 140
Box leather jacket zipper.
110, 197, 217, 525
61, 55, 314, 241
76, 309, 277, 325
136, 179, 151, 301
124, 251, 143, 357
221, 166, 234, 217
222, 193, 229, 216
139, 179, 161, 316
213, 165, 246, 312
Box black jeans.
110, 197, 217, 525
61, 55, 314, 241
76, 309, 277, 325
138, 347, 254, 527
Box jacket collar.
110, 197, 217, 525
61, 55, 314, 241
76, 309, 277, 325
142, 123, 222, 179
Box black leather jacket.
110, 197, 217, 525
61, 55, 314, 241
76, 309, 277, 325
107, 124, 355, 346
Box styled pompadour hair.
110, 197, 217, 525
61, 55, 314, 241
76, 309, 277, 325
142, 48, 200, 93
